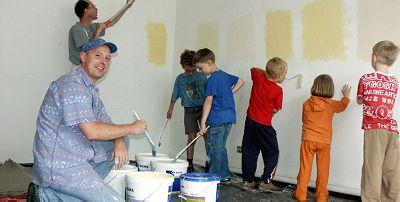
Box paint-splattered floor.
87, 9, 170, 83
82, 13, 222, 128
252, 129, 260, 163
171, 165, 360, 202
171, 183, 361, 202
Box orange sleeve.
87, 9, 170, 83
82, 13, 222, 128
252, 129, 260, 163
331, 97, 350, 113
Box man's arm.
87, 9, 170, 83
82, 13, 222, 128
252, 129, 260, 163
78, 120, 146, 141
167, 98, 176, 119
232, 78, 245, 93
200, 96, 213, 135
106, 0, 135, 28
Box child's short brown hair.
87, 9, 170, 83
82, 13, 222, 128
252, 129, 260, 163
265, 57, 287, 80
373, 41, 400, 66
193, 48, 215, 64
311, 74, 334, 98
180, 50, 196, 68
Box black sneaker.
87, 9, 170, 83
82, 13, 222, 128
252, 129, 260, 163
187, 165, 195, 173
205, 161, 210, 172
220, 178, 232, 185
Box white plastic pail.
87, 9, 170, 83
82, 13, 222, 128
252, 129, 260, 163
180, 172, 221, 202
135, 153, 169, 171
126, 171, 174, 202
151, 159, 188, 192
104, 165, 138, 198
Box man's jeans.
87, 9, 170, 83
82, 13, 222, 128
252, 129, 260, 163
206, 123, 232, 179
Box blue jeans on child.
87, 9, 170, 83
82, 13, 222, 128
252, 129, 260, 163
206, 123, 232, 179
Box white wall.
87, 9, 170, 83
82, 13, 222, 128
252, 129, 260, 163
0, 0, 177, 163
170, 0, 400, 196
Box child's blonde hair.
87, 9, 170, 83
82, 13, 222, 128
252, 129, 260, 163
311, 74, 334, 98
373, 41, 400, 66
265, 57, 287, 80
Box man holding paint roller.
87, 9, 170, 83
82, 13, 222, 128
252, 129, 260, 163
68, 0, 134, 65
32, 38, 147, 201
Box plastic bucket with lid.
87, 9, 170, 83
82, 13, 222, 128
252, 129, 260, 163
135, 153, 169, 171
126, 171, 174, 202
104, 164, 138, 198
179, 172, 221, 202
151, 159, 188, 192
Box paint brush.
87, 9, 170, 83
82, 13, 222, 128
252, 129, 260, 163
173, 126, 209, 161
157, 118, 169, 147
132, 110, 157, 156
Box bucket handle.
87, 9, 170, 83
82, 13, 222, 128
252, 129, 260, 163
178, 183, 216, 199
143, 183, 163, 201
105, 174, 118, 185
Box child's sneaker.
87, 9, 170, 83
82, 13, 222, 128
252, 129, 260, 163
241, 181, 257, 191
258, 181, 282, 193
187, 165, 195, 173
220, 178, 232, 185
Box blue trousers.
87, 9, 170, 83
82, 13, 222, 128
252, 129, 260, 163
241, 117, 279, 183
206, 123, 232, 179
38, 140, 126, 201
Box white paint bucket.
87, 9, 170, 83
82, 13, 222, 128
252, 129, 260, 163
180, 173, 221, 202
126, 171, 174, 202
135, 153, 169, 171
104, 165, 138, 199
151, 159, 189, 192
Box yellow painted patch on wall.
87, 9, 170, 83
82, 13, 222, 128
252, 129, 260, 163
357, 0, 400, 60
197, 22, 219, 54
146, 21, 167, 66
265, 10, 293, 60
226, 15, 257, 61
303, 0, 346, 61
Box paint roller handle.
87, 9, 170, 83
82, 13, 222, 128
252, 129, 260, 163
106, 0, 134, 28
174, 126, 210, 160
132, 111, 156, 147
157, 118, 169, 146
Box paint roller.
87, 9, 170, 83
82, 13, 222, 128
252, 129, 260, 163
173, 126, 210, 161
132, 110, 157, 157
105, 0, 134, 28
285, 74, 303, 89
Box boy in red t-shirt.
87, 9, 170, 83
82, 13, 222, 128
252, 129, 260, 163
241, 57, 287, 192
357, 41, 400, 201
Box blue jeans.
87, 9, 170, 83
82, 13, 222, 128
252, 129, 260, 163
206, 123, 232, 179
38, 140, 128, 201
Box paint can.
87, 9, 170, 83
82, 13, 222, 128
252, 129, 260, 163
135, 153, 169, 171
104, 164, 138, 199
151, 159, 188, 192
126, 171, 174, 202
179, 172, 221, 202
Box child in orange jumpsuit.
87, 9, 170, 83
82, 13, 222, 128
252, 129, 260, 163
293, 74, 350, 201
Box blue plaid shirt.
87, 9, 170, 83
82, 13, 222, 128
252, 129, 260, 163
33, 66, 121, 190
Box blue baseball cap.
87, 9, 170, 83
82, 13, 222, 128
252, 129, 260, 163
81, 38, 118, 53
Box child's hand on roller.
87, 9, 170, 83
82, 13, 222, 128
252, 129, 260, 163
342, 84, 351, 97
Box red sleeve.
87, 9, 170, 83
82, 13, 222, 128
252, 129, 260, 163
273, 87, 283, 110
250, 67, 262, 81
356, 75, 365, 100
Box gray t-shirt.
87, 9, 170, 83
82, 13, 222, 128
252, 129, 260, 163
68, 22, 105, 65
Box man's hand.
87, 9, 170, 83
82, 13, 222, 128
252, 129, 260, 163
199, 122, 208, 136
131, 120, 147, 135
167, 109, 173, 119
112, 138, 128, 169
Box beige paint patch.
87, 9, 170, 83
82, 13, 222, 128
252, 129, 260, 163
358, 0, 400, 60
197, 22, 219, 54
226, 15, 257, 61
303, 0, 346, 61
146, 21, 167, 66
265, 10, 293, 60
